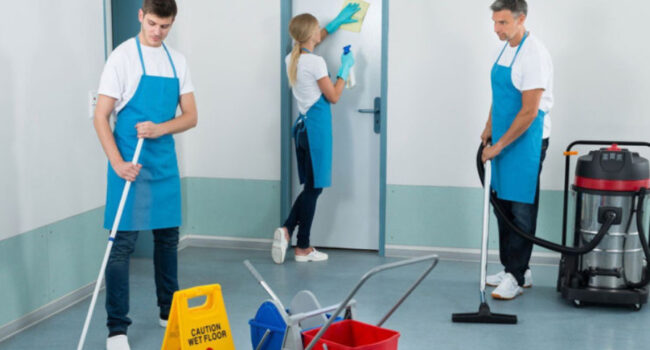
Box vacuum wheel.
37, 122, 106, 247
573, 299, 583, 308
633, 303, 642, 311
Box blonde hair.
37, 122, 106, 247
288, 14, 320, 87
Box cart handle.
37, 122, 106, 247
304, 254, 439, 350
288, 300, 357, 324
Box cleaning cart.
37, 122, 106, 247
245, 254, 438, 350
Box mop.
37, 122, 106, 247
452, 159, 517, 324
77, 138, 145, 349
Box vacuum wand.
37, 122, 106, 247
478, 160, 491, 303
77, 138, 145, 350
452, 159, 517, 324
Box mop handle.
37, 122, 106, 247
77, 138, 144, 350
243, 260, 286, 311
479, 160, 491, 302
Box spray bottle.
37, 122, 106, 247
343, 45, 356, 89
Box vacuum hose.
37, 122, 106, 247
476, 143, 617, 255
627, 188, 650, 289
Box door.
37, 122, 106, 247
290, 0, 383, 250
111, 0, 141, 49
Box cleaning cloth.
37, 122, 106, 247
340, 0, 370, 33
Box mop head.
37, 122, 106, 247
452, 302, 517, 324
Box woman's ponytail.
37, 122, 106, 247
288, 43, 301, 87
287, 13, 319, 87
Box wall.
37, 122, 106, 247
0, 0, 107, 330
386, 0, 650, 249
171, 0, 281, 180
170, 0, 283, 239
0, 1, 107, 241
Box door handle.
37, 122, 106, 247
358, 108, 379, 114
357, 97, 381, 134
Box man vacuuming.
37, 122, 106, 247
480, 0, 554, 300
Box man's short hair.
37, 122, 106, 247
142, 0, 177, 19
490, 0, 528, 17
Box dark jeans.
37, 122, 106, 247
105, 227, 179, 334
494, 138, 549, 286
284, 127, 323, 249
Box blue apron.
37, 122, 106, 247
490, 32, 545, 204
292, 95, 333, 188
104, 36, 181, 230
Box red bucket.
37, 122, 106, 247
302, 320, 400, 350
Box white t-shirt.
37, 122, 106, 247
494, 33, 554, 139
98, 38, 194, 113
285, 53, 329, 115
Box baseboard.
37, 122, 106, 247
181, 234, 272, 251
0, 282, 100, 343
385, 244, 560, 266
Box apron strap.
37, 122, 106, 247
494, 31, 530, 67
301, 47, 311, 53
495, 42, 509, 64
135, 36, 147, 75
135, 36, 177, 79
509, 31, 529, 68
162, 42, 178, 79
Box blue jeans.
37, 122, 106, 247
105, 227, 179, 334
284, 126, 323, 249
494, 138, 549, 286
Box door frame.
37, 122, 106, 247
103, 0, 112, 59
280, 0, 389, 255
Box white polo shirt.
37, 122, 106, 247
285, 53, 329, 115
495, 33, 554, 139
98, 38, 194, 114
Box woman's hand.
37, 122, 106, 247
337, 49, 355, 81
325, 2, 361, 34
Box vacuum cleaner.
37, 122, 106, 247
454, 140, 650, 323
557, 141, 650, 310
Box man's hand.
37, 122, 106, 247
112, 160, 142, 182
136, 121, 164, 139
482, 143, 504, 163
480, 126, 492, 146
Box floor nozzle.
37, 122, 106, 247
452, 302, 517, 324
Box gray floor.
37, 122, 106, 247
2, 247, 650, 349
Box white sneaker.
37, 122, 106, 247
523, 269, 533, 288
491, 273, 523, 300
271, 227, 288, 264
486, 271, 506, 287
106, 334, 130, 350
295, 248, 328, 262
486, 269, 532, 288
159, 317, 168, 328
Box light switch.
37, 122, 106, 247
88, 90, 98, 119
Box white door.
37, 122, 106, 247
291, 0, 382, 250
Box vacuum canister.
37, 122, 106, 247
573, 144, 650, 289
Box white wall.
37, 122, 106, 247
388, 0, 650, 190
171, 0, 282, 181
0, 1, 106, 240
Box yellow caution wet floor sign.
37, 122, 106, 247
161, 284, 235, 350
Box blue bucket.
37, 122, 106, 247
249, 301, 287, 350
